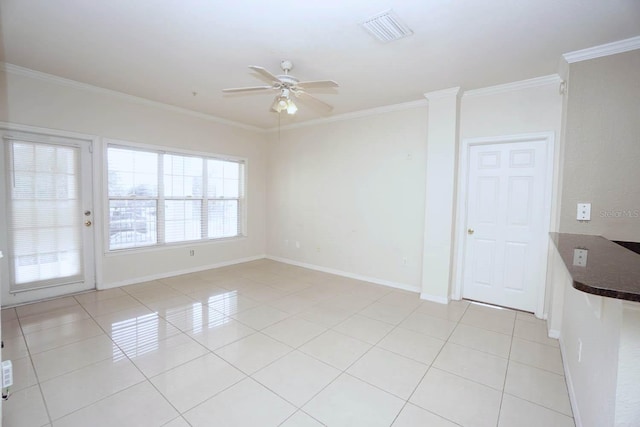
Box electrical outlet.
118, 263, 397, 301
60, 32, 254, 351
573, 249, 588, 267
402, 257, 408, 266
189, 249, 195, 256
2, 360, 13, 388
295, 241, 300, 249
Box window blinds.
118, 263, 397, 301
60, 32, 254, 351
107, 145, 245, 251
6, 139, 83, 290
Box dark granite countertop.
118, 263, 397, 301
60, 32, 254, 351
549, 232, 640, 302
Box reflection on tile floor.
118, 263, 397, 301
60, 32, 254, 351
0, 260, 574, 427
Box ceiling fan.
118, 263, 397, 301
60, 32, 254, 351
223, 60, 338, 115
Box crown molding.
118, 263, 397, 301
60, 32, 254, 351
269, 99, 428, 132
462, 74, 562, 98
0, 121, 99, 143
563, 36, 640, 64
0, 62, 264, 133
423, 87, 460, 101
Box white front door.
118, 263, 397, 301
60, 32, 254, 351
461, 138, 550, 312
1, 129, 95, 306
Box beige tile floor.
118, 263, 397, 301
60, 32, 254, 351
0, 260, 575, 427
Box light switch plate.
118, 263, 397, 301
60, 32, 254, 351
577, 203, 591, 220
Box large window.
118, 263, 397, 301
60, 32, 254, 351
107, 145, 245, 251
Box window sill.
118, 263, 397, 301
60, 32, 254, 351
103, 235, 247, 257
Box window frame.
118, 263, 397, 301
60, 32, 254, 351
104, 140, 247, 253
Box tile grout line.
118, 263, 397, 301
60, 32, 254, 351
27, 297, 100, 425
110, 290, 258, 421
495, 307, 518, 427
2, 262, 570, 427
500, 390, 576, 420
245, 290, 420, 425
393, 300, 472, 427
138, 271, 317, 419
87, 289, 252, 424
71, 295, 190, 424
13, 308, 54, 426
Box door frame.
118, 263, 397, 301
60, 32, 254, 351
0, 121, 104, 306
452, 132, 556, 318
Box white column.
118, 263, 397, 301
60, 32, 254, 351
421, 87, 460, 303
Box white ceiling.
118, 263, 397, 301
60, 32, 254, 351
1, 0, 639, 129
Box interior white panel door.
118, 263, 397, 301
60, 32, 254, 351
462, 140, 548, 312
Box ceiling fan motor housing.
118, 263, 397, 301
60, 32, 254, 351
277, 75, 299, 86
280, 60, 293, 73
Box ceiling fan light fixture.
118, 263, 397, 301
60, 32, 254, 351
271, 97, 281, 113
286, 98, 298, 114
271, 89, 297, 114
225, 61, 337, 115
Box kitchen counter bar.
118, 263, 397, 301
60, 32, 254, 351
549, 232, 640, 302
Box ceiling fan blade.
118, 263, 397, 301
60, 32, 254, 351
249, 66, 280, 83
222, 85, 274, 93
296, 91, 334, 111
295, 80, 339, 89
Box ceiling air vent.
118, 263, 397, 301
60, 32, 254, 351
361, 9, 413, 43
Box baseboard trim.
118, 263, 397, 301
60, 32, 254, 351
558, 336, 582, 427
420, 293, 449, 304
266, 255, 420, 293
548, 328, 561, 339
101, 254, 267, 289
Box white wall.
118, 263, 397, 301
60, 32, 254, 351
0, 68, 268, 293
266, 107, 428, 290
266, 80, 564, 296
616, 304, 640, 426
547, 245, 623, 427
460, 79, 564, 140
560, 50, 640, 242
562, 272, 622, 427
0, 64, 565, 301
548, 49, 640, 427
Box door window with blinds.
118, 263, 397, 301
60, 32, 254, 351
107, 145, 245, 251
5, 140, 84, 290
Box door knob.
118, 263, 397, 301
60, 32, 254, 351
84, 220, 92, 227
467, 228, 474, 235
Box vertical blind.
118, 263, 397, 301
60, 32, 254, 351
7, 139, 83, 290
107, 145, 245, 251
